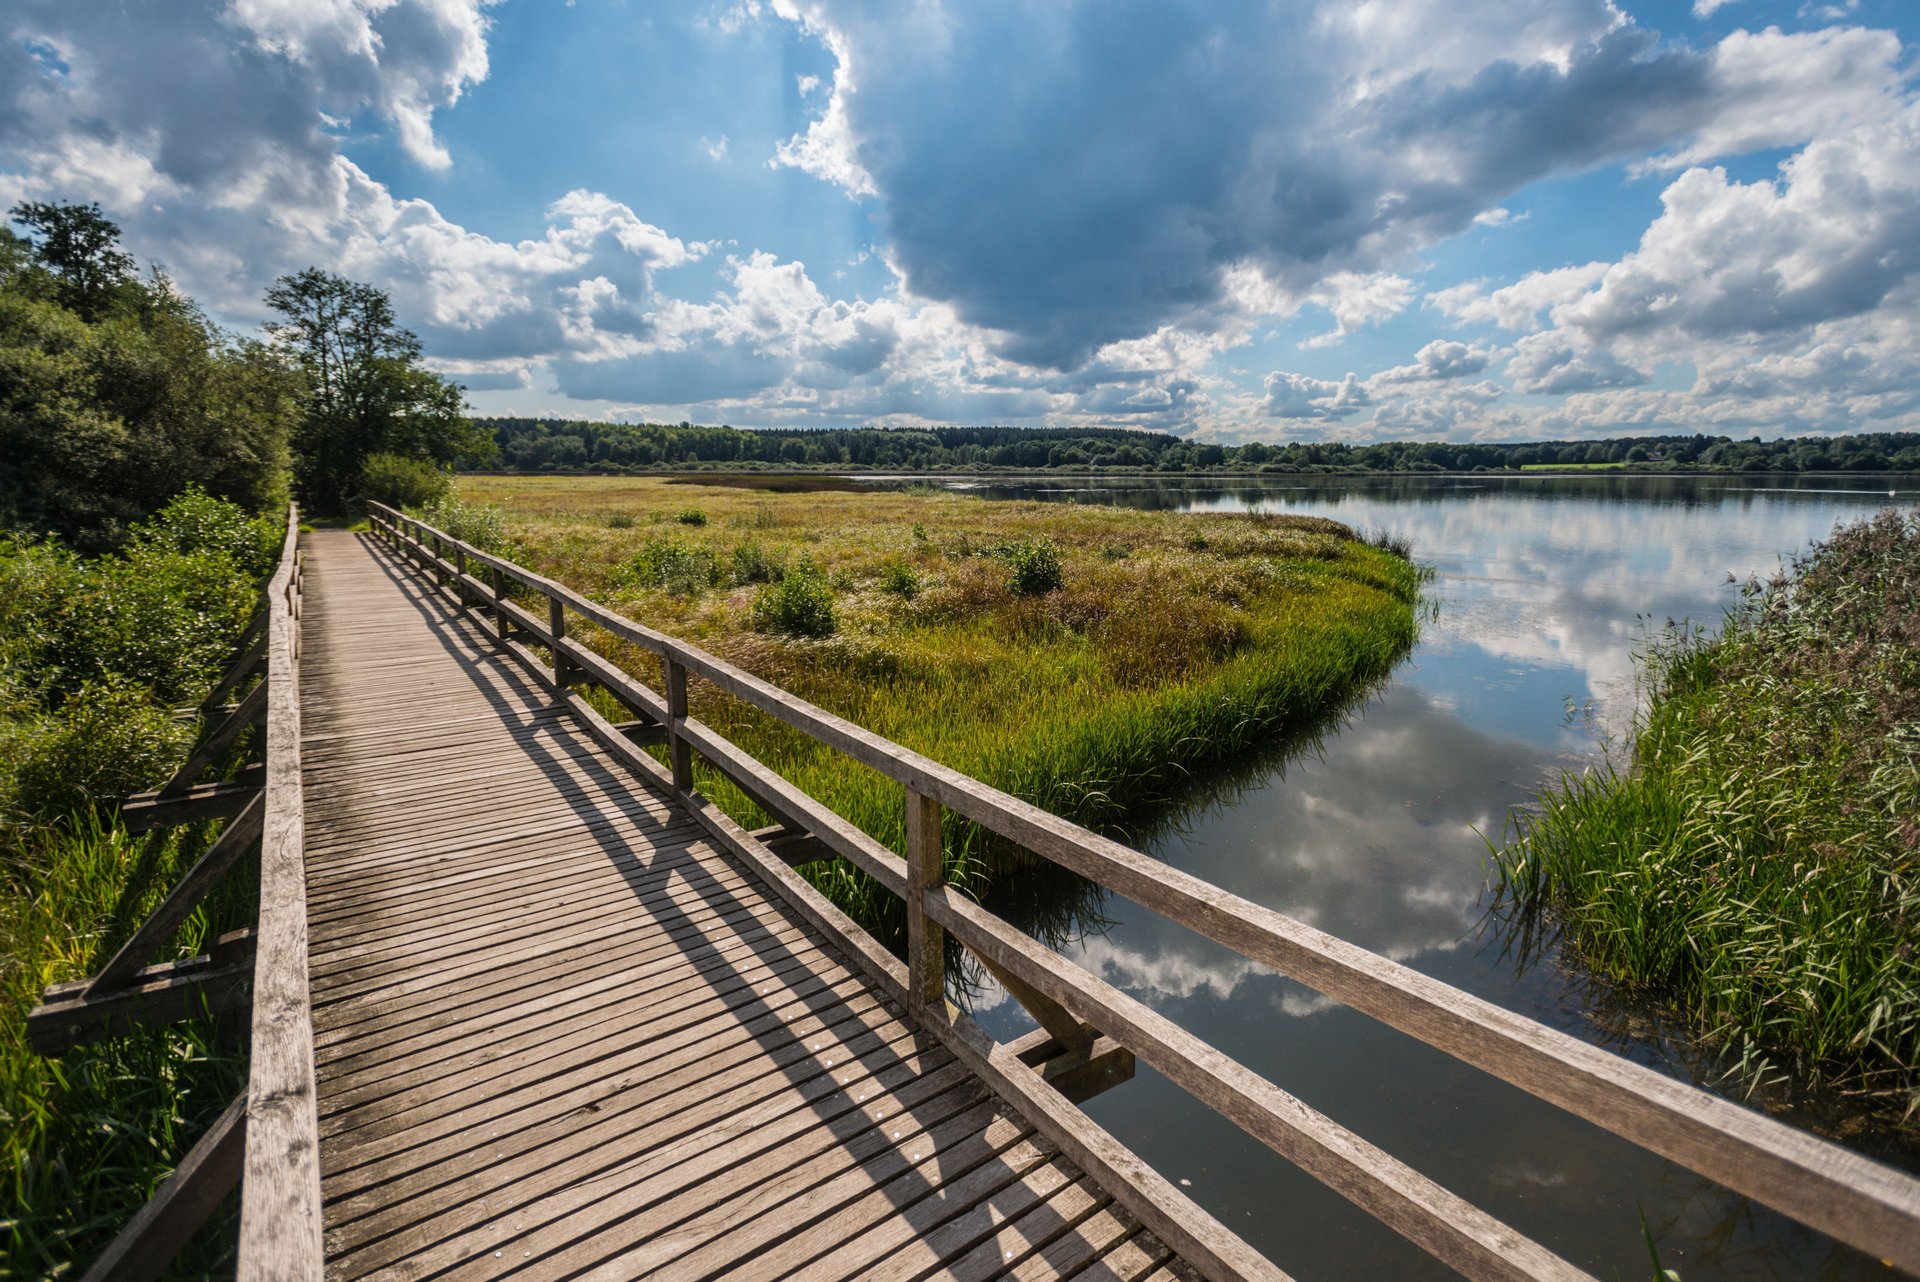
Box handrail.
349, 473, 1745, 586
366, 500, 1920, 1279
237, 503, 323, 1277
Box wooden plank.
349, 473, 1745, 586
120, 768, 261, 833
745, 1131, 1059, 1282
906, 787, 945, 1009
158, 673, 266, 797
86, 794, 263, 996
237, 508, 323, 1281
30, 937, 254, 1055
78, 1093, 247, 1282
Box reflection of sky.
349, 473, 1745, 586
962, 476, 1914, 1279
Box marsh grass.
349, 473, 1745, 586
460, 475, 1422, 945
1, 809, 256, 1276
1496, 509, 1920, 1126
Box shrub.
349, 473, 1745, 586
418, 497, 512, 558
1002, 536, 1064, 596
730, 541, 787, 586
5, 680, 189, 821
130, 487, 280, 578
359, 453, 451, 511
878, 560, 921, 599
607, 513, 636, 529
752, 564, 836, 638
675, 508, 708, 526
619, 534, 719, 596
0, 532, 256, 707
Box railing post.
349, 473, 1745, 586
453, 545, 468, 614
665, 657, 693, 792
905, 787, 945, 1009
547, 593, 569, 690
490, 566, 507, 642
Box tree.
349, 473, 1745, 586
1, 213, 295, 548
8, 201, 139, 321
265, 268, 493, 511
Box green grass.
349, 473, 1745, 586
1495, 509, 1920, 1127
1, 811, 256, 1276
458, 475, 1423, 941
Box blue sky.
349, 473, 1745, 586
4, 0, 1918, 442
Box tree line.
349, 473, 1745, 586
482, 417, 1920, 476
1, 201, 485, 549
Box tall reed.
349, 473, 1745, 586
1497, 509, 1920, 1126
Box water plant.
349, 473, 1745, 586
1495, 509, 1920, 1126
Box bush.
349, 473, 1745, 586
6, 680, 190, 821
879, 560, 921, 599
0, 514, 258, 708
130, 486, 280, 578
752, 564, 836, 638
1002, 536, 1063, 596
730, 541, 787, 586
607, 513, 636, 529
359, 453, 451, 511
418, 497, 512, 558
618, 534, 719, 596
675, 508, 708, 526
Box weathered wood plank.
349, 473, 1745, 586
237, 509, 323, 1281
120, 768, 261, 832
86, 794, 263, 996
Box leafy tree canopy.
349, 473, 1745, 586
266, 268, 494, 511
1, 205, 295, 549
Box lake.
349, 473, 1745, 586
894, 473, 1917, 1281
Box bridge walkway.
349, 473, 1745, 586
297, 528, 1181, 1280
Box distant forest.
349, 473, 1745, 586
476, 418, 1920, 475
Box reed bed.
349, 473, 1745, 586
457, 475, 1422, 939
1497, 509, 1920, 1127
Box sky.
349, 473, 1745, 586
3, 0, 1918, 445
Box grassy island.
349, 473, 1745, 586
1498, 509, 1920, 1127
456, 474, 1422, 931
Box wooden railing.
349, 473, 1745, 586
31, 505, 322, 1282
367, 501, 1920, 1282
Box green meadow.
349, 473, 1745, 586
456, 474, 1423, 936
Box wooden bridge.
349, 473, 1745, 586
34, 503, 1920, 1280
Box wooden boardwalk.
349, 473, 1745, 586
44, 505, 1920, 1282
298, 529, 1182, 1280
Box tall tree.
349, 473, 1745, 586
1, 212, 295, 548
265, 268, 491, 511
8, 201, 139, 321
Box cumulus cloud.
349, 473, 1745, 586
767, 1, 1912, 371
1371, 339, 1498, 386
1262, 371, 1371, 420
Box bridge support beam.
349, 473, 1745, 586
904, 787, 945, 1009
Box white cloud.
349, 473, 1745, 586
1371, 339, 1498, 386
1263, 371, 1371, 420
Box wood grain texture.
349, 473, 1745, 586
237, 508, 324, 1280
300, 523, 1171, 1281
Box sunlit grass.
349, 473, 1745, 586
1497, 509, 1920, 1127
458, 475, 1423, 940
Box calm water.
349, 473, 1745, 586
900, 474, 1918, 1281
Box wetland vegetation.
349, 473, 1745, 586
1497, 509, 1920, 1131
455, 474, 1423, 939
